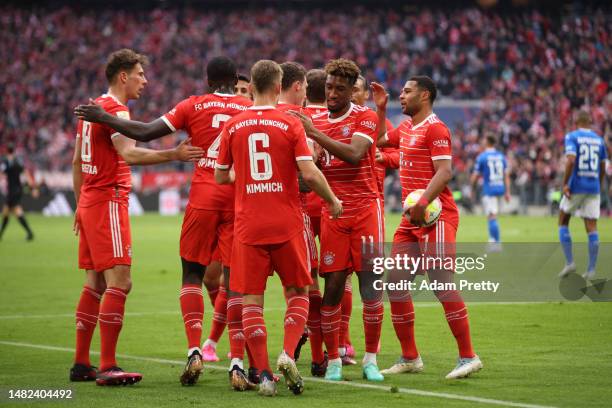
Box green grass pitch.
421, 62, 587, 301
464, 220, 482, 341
0, 214, 611, 407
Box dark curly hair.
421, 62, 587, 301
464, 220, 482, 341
324, 58, 360, 86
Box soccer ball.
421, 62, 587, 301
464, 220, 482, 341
403, 189, 442, 226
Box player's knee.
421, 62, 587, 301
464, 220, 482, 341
285, 286, 308, 297
322, 274, 345, 305
181, 258, 205, 285
203, 261, 222, 288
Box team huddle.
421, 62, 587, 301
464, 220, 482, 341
69, 48, 605, 397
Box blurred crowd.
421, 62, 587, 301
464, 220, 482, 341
1, 4, 610, 207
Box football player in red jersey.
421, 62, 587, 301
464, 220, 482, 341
215, 60, 342, 396
291, 59, 385, 382
294, 68, 330, 376
276, 61, 318, 365
70, 49, 204, 386
372, 77, 482, 379
235, 73, 252, 100
75, 57, 255, 388
338, 75, 401, 365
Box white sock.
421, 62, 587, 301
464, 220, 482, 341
329, 357, 342, 366
362, 352, 377, 365
338, 346, 347, 357
229, 358, 243, 371
203, 339, 217, 348
188, 346, 201, 357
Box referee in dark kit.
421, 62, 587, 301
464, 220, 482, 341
1, 143, 37, 241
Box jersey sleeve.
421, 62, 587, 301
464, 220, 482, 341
107, 105, 131, 139
161, 98, 189, 132
292, 120, 313, 162
564, 133, 577, 156
215, 127, 232, 170
379, 147, 400, 169
352, 109, 377, 144
601, 140, 608, 160
473, 154, 483, 174
426, 123, 452, 161
385, 125, 401, 148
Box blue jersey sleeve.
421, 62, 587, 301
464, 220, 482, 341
601, 141, 608, 160
473, 154, 484, 174
564, 133, 577, 156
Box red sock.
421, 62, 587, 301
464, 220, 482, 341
307, 290, 325, 363
242, 304, 270, 372
340, 280, 353, 346
283, 294, 309, 359
207, 287, 219, 307
441, 296, 475, 358
227, 296, 245, 359
208, 285, 227, 343
320, 304, 341, 360
74, 286, 102, 366
390, 298, 418, 359
99, 287, 128, 371
362, 299, 383, 353
180, 284, 204, 351
245, 342, 255, 369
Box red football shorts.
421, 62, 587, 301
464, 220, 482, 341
230, 231, 313, 295
391, 219, 457, 274
309, 215, 321, 240
78, 200, 131, 272
319, 199, 384, 274
180, 204, 233, 267
303, 213, 319, 268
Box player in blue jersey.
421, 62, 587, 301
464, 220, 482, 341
471, 135, 510, 250
558, 111, 608, 279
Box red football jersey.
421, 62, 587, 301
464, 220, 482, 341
77, 94, 131, 208
375, 118, 400, 199
386, 113, 459, 229
276, 102, 303, 114
162, 92, 252, 210
302, 104, 328, 216
312, 103, 379, 217
302, 104, 328, 118
216, 106, 313, 245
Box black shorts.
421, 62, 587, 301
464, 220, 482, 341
6, 190, 22, 208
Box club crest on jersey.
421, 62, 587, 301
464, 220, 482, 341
342, 126, 350, 137
323, 251, 335, 266
409, 136, 417, 146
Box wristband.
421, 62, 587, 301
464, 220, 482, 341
417, 196, 429, 207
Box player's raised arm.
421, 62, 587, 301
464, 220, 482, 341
74, 99, 172, 142
371, 82, 389, 147
112, 135, 203, 165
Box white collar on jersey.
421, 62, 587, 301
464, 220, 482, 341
578, 127, 591, 131
213, 92, 235, 97
411, 113, 437, 130
327, 103, 354, 123
102, 92, 126, 106
306, 104, 326, 109
248, 105, 275, 110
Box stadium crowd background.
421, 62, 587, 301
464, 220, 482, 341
1, 1, 610, 211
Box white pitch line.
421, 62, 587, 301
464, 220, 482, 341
0, 340, 557, 408
0, 302, 558, 320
